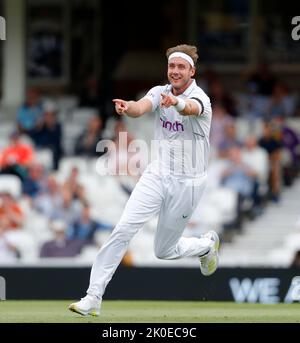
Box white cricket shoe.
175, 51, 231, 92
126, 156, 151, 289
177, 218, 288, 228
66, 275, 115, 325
199, 231, 220, 276
68, 294, 101, 316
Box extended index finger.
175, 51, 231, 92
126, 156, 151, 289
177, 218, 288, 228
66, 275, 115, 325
112, 99, 124, 103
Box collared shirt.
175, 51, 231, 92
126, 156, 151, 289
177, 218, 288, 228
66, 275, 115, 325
143, 79, 212, 177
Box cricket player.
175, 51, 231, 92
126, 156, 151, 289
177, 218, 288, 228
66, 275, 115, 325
69, 44, 219, 316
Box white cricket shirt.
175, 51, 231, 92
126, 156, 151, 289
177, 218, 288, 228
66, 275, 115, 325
143, 79, 212, 177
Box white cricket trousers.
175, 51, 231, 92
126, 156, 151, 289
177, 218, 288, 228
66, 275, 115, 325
87, 162, 212, 299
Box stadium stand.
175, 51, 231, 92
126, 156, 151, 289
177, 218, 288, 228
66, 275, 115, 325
0, 66, 299, 267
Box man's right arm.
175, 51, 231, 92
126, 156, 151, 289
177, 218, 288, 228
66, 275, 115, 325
112, 98, 153, 118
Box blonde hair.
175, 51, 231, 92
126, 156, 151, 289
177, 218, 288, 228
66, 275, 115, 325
166, 44, 199, 66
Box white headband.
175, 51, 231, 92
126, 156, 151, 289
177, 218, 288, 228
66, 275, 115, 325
168, 52, 194, 67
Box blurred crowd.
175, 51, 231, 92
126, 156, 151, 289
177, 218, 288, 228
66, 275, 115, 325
189, 63, 300, 243
0, 62, 300, 265
0, 164, 114, 262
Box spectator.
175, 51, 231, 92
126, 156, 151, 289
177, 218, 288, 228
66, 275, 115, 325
55, 188, 82, 225
111, 120, 140, 193
40, 220, 84, 258
219, 121, 242, 152
196, 67, 218, 93
244, 63, 278, 118
63, 167, 86, 202
242, 136, 270, 213
208, 80, 238, 117
273, 116, 300, 183
75, 115, 104, 157
259, 122, 283, 202
67, 204, 112, 243
246, 63, 277, 96
210, 104, 234, 149
0, 132, 35, 180
34, 175, 63, 219
0, 226, 19, 262
30, 101, 63, 170
243, 136, 269, 191
79, 75, 101, 108
0, 192, 24, 230
113, 119, 134, 146
268, 82, 296, 118
291, 250, 300, 268
22, 163, 47, 198
16, 88, 43, 134
222, 146, 257, 228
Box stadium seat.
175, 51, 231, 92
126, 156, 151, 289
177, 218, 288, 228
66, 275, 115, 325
56, 95, 79, 120
0, 137, 9, 149
4, 230, 38, 262
62, 123, 84, 155
71, 108, 97, 125
0, 122, 15, 138
80, 174, 127, 224
58, 157, 89, 179
0, 175, 22, 198
286, 118, 300, 135
35, 149, 53, 170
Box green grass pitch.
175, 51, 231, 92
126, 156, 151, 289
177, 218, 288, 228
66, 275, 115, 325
0, 301, 300, 323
